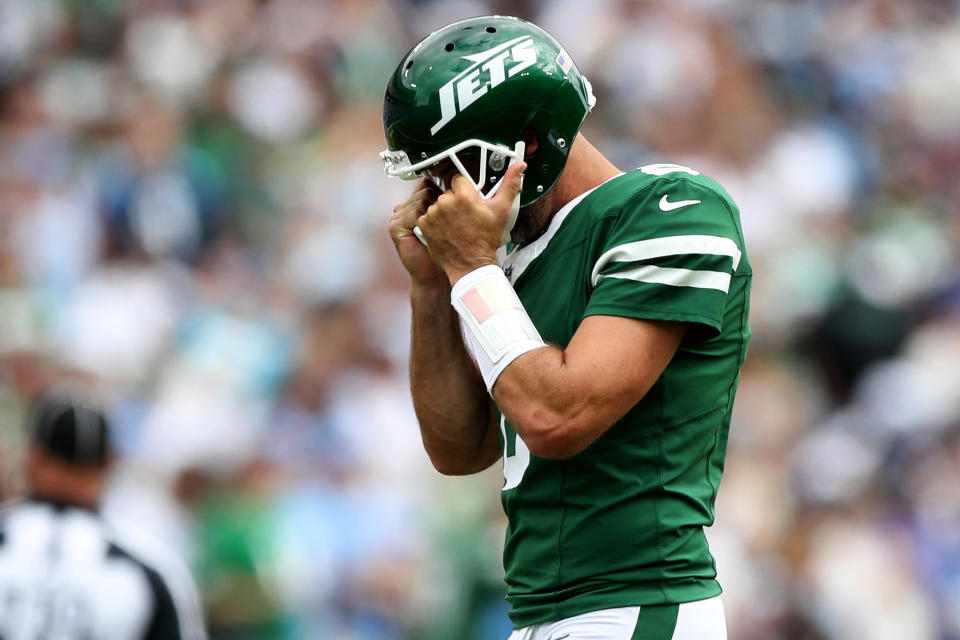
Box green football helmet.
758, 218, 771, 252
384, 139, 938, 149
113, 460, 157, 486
381, 15, 596, 221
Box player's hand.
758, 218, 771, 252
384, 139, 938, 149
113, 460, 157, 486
418, 161, 526, 285
389, 178, 446, 287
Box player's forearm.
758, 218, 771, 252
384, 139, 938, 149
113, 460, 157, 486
409, 283, 500, 474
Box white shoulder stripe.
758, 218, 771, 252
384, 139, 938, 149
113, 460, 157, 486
598, 265, 732, 292
591, 235, 741, 287
501, 172, 625, 284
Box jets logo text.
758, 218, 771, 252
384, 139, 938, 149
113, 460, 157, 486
431, 36, 537, 135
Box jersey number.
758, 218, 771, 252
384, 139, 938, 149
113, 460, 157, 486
500, 415, 530, 490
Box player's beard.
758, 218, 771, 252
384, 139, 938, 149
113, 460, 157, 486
510, 197, 554, 247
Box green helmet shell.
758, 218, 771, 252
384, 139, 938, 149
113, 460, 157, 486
382, 16, 595, 206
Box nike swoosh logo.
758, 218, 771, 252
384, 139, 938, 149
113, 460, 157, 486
659, 194, 701, 212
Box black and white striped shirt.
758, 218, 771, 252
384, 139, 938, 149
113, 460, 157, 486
0, 499, 207, 640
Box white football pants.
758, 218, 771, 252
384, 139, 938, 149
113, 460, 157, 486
506, 595, 726, 640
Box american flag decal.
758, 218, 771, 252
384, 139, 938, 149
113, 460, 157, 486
461, 288, 495, 323
459, 279, 521, 325
556, 49, 573, 74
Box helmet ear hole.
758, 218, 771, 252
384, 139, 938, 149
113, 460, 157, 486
521, 130, 540, 157
444, 43, 454, 52
486, 26, 497, 33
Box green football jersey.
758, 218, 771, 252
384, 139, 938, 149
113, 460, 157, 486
495, 163, 752, 628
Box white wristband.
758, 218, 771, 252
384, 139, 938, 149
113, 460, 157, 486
451, 265, 547, 392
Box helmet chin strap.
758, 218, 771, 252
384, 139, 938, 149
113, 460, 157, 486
413, 139, 525, 248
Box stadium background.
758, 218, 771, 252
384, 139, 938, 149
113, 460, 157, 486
1, 0, 959, 638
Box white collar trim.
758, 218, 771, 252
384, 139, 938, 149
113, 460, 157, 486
500, 173, 624, 284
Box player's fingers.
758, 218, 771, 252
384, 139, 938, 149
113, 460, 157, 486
417, 201, 440, 233
450, 172, 479, 200
413, 177, 441, 198
393, 180, 438, 216
431, 192, 456, 219
392, 204, 423, 237
415, 181, 441, 210
393, 183, 440, 223
492, 161, 526, 208
388, 212, 412, 242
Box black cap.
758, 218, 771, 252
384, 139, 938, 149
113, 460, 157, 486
29, 391, 111, 467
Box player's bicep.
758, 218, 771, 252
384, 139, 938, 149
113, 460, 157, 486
563, 314, 686, 424
495, 314, 685, 458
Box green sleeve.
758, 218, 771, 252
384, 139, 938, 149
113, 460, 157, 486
584, 178, 747, 339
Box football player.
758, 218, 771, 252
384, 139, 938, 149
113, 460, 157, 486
383, 16, 750, 640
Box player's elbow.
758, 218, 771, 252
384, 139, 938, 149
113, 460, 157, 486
425, 439, 500, 476
428, 454, 485, 476
525, 434, 584, 460
515, 406, 594, 460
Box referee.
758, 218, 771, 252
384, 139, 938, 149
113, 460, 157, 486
0, 389, 207, 640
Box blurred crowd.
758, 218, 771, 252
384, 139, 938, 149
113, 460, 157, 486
1, 0, 959, 638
